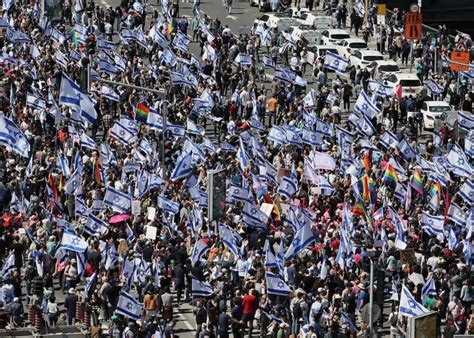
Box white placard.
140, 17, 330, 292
147, 207, 156, 221
132, 201, 141, 215
260, 203, 274, 217
146, 226, 158, 240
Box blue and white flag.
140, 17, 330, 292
449, 227, 459, 250
425, 79, 444, 95
285, 127, 302, 146
54, 50, 69, 68
80, 133, 97, 150
99, 59, 118, 76
262, 55, 275, 69
458, 111, 473, 132
243, 202, 268, 230
104, 187, 131, 213
458, 180, 473, 206
191, 239, 209, 266
303, 90, 316, 107
302, 129, 322, 147
59, 74, 83, 109
379, 130, 399, 149
274, 68, 296, 84
236, 138, 250, 171
285, 223, 315, 260
26, 93, 46, 110
420, 211, 445, 241
168, 124, 186, 138
354, 90, 380, 119
447, 203, 466, 226
354, 0, 365, 17
234, 53, 252, 66
50, 28, 66, 45
173, 32, 191, 52
367, 80, 394, 97
268, 126, 287, 145
116, 291, 143, 320
75, 197, 89, 218
57, 153, 71, 177
447, 144, 472, 177
110, 122, 136, 145
186, 119, 205, 136
146, 111, 163, 131
219, 223, 241, 257
171, 152, 193, 181
324, 51, 349, 74
84, 213, 108, 237
278, 167, 298, 200
0, 116, 30, 158
122, 259, 136, 290
85, 272, 97, 295
400, 284, 429, 318
64, 170, 82, 196
0, 251, 15, 276
157, 195, 180, 215
100, 85, 120, 102
266, 272, 291, 296
192, 277, 214, 297
61, 233, 88, 252
357, 113, 376, 137
397, 138, 417, 161
149, 24, 168, 48
170, 71, 198, 89
463, 239, 472, 266
228, 186, 249, 203
97, 38, 117, 50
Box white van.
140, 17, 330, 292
267, 14, 300, 32
289, 26, 320, 45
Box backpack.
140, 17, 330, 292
292, 301, 302, 319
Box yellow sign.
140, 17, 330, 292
377, 4, 386, 16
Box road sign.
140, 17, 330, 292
405, 13, 422, 40
377, 4, 386, 16
409, 3, 419, 13
450, 51, 470, 71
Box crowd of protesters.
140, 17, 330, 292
0, 0, 472, 337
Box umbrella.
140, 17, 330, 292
109, 214, 130, 224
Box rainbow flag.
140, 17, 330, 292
92, 157, 102, 186
135, 102, 149, 123
429, 181, 442, 198
382, 164, 398, 189
352, 198, 365, 216
368, 177, 377, 205
360, 175, 369, 202
362, 152, 371, 172
411, 170, 424, 195
48, 174, 59, 199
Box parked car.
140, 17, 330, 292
289, 26, 320, 45
407, 101, 452, 130
386, 73, 423, 98
296, 13, 332, 30
368, 60, 401, 79
337, 38, 369, 54
319, 29, 350, 45
307, 45, 340, 65
349, 50, 384, 68
249, 0, 274, 12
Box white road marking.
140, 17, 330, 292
226, 15, 237, 20
175, 311, 195, 331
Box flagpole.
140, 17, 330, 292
369, 258, 374, 335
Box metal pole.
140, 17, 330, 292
92, 78, 167, 96
161, 100, 168, 178
409, 40, 414, 73
369, 258, 374, 336
364, 0, 369, 28
87, 56, 91, 93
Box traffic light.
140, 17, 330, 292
87, 34, 96, 55
164, 140, 173, 168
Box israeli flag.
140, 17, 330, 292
236, 138, 250, 171
29, 44, 40, 58
26, 93, 46, 110
192, 277, 214, 297
463, 239, 472, 266
378, 130, 399, 149
61, 233, 88, 252
355, 0, 365, 17
171, 152, 193, 181
0, 251, 15, 276
170, 71, 198, 89
114, 53, 127, 72
274, 68, 296, 84
243, 202, 268, 230
122, 259, 136, 290
220, 142, 236, 152
284, 127, 303, 146
0, 116, 30, 158
101, 85, 120, 102
367, 80, 394, 97
59, 74, 84, 109
262, 55, 275, 69
75, 197, 90, 218
268, 126, 287, 145
425, 79, 444, 95
157, 195, 180, 215
121, 28, 137, 42
51, 28, 66, 45
110, 122, 135, 145
191, 239, 209, 266
84, 213, 108, 237
54, 50, 69, 68
278, 169, 298, 200
357, 113, 375, 137
161, 47, 177, 66
303, 90, 316, 107
168, 124, 186, 138
80, 133, 97, 150
234, 53, 252, 66
400, 284, 429, 318
447, 144, 472, 177
354, 91, 380, 119
97, 38, 116, 50
397, 138, 417, 161
316, 119, 333, 137
64, 170, 83, 196
458, 179, 473, 205
99, 59, 118, 76
173, 32, 191, 53
285, 223, 315, 260
149, 24, 168, 48
458, 111, 472, 132
324, 51, 349, 74
186, 119, 205, 136
116, 291, 143, 321
448, 227, 459, 250
219, 223, 241, 257
104, 187, 131, 213
447, 203, 466, 226
266, 272, 291, 296
57, 153, 71, 177
228, 186, 249, 203
420, 211, 445, 241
